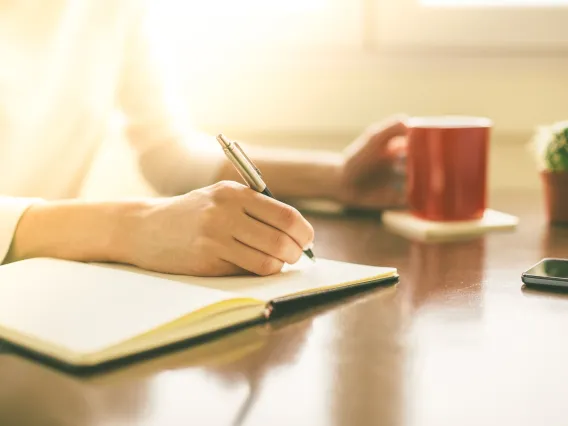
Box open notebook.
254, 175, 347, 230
0, 257, 397, 367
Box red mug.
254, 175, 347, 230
406, 116, 491, 221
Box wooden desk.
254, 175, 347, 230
1, 190, 567, 426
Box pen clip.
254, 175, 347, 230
233, 141, 262, 177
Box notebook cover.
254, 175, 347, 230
266, 274, 399, 317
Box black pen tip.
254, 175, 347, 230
304, 248, 316, 262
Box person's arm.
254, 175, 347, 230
116, 3, 225, 196
0, 198, 41, 263
3, 199, 141, 265
215, 120, 408, 208
215, 145, 343, 201
2, 183, 315, 277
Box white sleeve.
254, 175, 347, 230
117, 2, 224, 195
0, 197, 40, 264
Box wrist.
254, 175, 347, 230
111, 199, 156, 266
6, 199, 150, 265
303, 154, 342, 200
6, 202, 45, 262
104, 201, 143, 265
320, 155, 343, 200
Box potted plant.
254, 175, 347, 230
531, 120, 568, 224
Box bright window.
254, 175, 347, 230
422, 0, 568, 5
148, 0, 363, 57
375, 0, 568, 51
149, 1, 568, 58
146, 0, 367, 130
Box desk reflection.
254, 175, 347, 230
0, 307, 315, 426
400, 239, 486, 313
330, 287, 403, 426
0, 354, 149, 426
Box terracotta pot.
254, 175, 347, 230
542, 171, 568, 224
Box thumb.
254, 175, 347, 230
365, 115, 408, 147
346, 115, 408, 160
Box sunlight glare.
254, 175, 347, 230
155, 0, 328, 18
149, 0, 333, 55
421, 0, 568, 5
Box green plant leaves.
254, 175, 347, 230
545, 126, 568, 172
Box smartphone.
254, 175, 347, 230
522, 258, 568, 288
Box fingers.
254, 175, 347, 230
387, 135, 408, 154
363, 119, 408, 158
243, 193, 315, 251
233, 215, 304, 265
205, 260, 249, 277
354, 173, 407, 209
368, 115, 408, 140
361, 184, 406, 209
196, 181, 314, 276
338, 161, 407, 210
342, 117, 408, 186
345, 116, 408, 156
221, 239, 285, 276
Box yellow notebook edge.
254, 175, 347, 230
89, 304, 266, 366
0, 297, 265, 368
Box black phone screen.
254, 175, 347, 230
524, 258, 568, 281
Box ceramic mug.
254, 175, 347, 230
407, 116, 491, 221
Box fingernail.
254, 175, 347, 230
303, 242, 314, 251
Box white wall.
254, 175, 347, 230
182, 55, 568, 137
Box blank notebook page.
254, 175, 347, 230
0, 258, 243, 354
103, 257, 397, 302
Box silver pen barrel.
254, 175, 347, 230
216, 134, 266, 192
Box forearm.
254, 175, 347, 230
5, 200, 146, 264
216, 145, 343, 200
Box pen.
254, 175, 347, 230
216, 133, 316, 262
